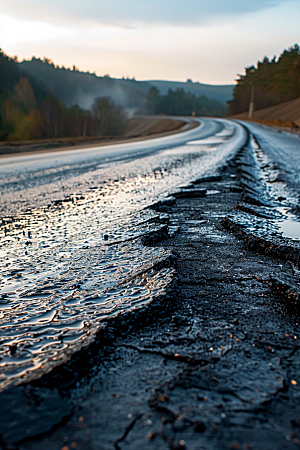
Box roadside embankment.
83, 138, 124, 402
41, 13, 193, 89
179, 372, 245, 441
229, 96, 300, 135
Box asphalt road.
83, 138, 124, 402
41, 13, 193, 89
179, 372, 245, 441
0, 118, 246, 390
0, 118, 244, 216
1, 118, 300, 450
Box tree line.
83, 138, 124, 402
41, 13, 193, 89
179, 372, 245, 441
0, 50, 127, 141
145, 87, 226, 117
228, 44, 300, 115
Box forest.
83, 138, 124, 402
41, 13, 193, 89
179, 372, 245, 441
19, 57, 149, 111
145, 87, 226, 117
0, 50, 127, 141
20, 58, 233, 109
228, 44, 300, 115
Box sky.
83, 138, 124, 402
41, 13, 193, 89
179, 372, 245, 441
0, 0, 299, 85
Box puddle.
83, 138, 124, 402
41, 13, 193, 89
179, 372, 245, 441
206, 190, 221, 195
187, 137, 225, 145
236, 134, 300, 241
274, 214, 300, 239
215, 129, 234, 138
187, 127, 234, 146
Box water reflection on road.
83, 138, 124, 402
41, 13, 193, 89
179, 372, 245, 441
0, 119, 246, 390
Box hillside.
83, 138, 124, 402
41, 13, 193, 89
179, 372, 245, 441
19, 58, 150, 111
0, 52, 51, 105
148, 80, 234, 104
0, 50, 128, 141
230, 96, 300, 127
19, 58, 234, 111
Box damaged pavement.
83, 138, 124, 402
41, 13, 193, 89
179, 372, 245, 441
2, 132, 300, 450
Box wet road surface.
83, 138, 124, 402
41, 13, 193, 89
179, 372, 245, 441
1, 118, 300, 450
0, 118, 246, 390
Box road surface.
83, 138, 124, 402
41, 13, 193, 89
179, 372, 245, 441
0, 118, 247, 389
1, 118, 300, 450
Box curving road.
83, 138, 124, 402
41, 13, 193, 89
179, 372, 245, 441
1, 117, 300, 447
0, 117, 247, 389
0, 117, 298, 390
0, 118, 246, 218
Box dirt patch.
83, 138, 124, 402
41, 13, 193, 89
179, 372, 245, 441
233, 119, 300, 136
229, 96, 300, 134
123, 117, 187, 137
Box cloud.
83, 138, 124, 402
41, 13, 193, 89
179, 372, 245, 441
0, 0, 291, 27
2, 0, 299, 84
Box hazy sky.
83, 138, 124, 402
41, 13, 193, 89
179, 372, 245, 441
0, 0, 299, 84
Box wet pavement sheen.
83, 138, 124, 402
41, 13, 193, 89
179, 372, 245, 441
0, 119, 246, 390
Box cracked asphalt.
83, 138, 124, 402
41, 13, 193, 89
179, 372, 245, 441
6, 151, 300, 450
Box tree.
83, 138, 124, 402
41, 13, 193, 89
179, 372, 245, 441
91, 97, 127, 136
13, 77, 36, 112
145, 87, 160, 114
